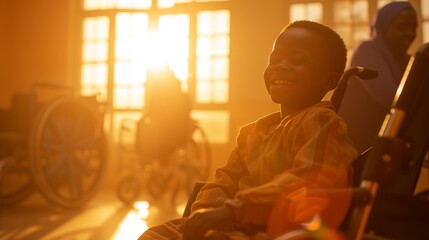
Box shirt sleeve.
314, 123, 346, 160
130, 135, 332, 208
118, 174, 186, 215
190, 124, 254, 212
224, 107, 357, 227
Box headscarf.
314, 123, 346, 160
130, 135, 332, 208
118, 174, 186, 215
370, 1, 415, 39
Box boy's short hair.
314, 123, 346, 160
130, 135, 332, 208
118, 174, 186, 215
283, 20, 347, 74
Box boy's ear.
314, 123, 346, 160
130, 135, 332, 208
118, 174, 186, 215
325, 72, 341, 91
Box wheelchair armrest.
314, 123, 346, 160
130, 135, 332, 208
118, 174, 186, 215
182, 181, 208, 217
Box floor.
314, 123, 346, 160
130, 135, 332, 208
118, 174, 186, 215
0, 187, 188, 240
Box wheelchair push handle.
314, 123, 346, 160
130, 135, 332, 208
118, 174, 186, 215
331, 66, 378, 111
30, 82, 77, 92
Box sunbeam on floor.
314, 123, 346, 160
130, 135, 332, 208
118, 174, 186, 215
0, 190, 188, 240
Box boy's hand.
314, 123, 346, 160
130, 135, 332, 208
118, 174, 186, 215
181, 206, 235, 240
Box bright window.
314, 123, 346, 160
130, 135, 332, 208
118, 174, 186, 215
289, 3, 323, 23
333, 0, 368, 48
196, 10, 230, 103
81, 17, 109, 100
422, 0, 429, 43
84, 0, 152, 10
114, 13, 148, 109
81, 0, 231, 144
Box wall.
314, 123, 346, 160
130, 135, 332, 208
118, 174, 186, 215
0, 0, 10, 108
0, 0, 70, 108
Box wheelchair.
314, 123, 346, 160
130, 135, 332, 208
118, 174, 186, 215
0, 83, 106, 209
116, 114, 212, 206
182, 43, 429, 239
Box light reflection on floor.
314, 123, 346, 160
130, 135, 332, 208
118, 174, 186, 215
112, 201, 187, 240
0, 191, 188, 240
111, 202, 149, 240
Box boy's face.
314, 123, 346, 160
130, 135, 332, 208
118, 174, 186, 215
264, 27, 337, 107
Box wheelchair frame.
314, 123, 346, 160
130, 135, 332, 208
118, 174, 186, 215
0, 83, 107, 208
116, 116, 212, 206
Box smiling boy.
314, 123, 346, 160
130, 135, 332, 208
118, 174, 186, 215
139, 20, 357, 240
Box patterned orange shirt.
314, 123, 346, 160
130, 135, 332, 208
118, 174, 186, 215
191, 101, 357, 234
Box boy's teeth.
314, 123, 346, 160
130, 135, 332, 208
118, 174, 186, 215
274, 80, 293, 85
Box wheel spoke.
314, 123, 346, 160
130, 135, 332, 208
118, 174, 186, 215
71, 134, 97, 149
69, 113, 91, 142
46, 114, 69, 143
45, 154, 67, 177
66, 154, 83, 200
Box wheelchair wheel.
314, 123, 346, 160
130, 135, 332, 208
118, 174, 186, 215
146, 159, 171, 198
117, 174, 140, 205
182, 124, 211, 192
0, 146, 34, 205
28, 96, 106, 208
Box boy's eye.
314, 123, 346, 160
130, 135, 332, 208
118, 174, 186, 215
290, 56, 307, 65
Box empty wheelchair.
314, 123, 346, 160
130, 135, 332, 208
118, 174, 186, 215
116, 114, 212, 206
0, 83, 106, 208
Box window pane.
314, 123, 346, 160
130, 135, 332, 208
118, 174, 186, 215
423, 0, 429, 18
158, 14, 190, 84
214, 11, 230, 34
134, 0, 151, 9
114, 87, 127, 108
196, 83, 211, 103
117, 0, 134, 8
214, 36, 229, 56
191, 110, 229, 144
94, 63, 108, 85
334, 25, 352, 47
352, 1, 368, 23
334, 1, 351, 23
97, 18, 110, 39
213, 58, 228, 79
80, 63, 108, 99
307, 3, 323, 22
158, 0, 175, 8
424, 22, 429, 43
290, 3, 322, 22
198, 12, 213, 35
84, 0, 98, 9
196, 59, 211, 80
377, 0, 394, 9
290, 4, 306, 22
95, 42, 108, 61
197, 37, 212, 57
115, 61, 131, 84
83, 17, 109, 40
214, 82, 228, 103
196, 10, 230, 104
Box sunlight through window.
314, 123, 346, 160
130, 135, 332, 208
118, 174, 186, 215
114, 13, 149, 109
81, 17, 109, 100
290, 3, 322, 23
112, 201, 150, 240
423, 0, 429, 43
81, 1, 231, 144
84, 0, 152, 10
196, 10, 230, 103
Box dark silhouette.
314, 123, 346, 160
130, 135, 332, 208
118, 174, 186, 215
136, 66, 191, 164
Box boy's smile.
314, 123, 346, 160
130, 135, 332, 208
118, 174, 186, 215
264, 26, 338, 115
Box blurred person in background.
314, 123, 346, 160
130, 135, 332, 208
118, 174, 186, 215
338, 1, 418, 154
136, 65, 191, 166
